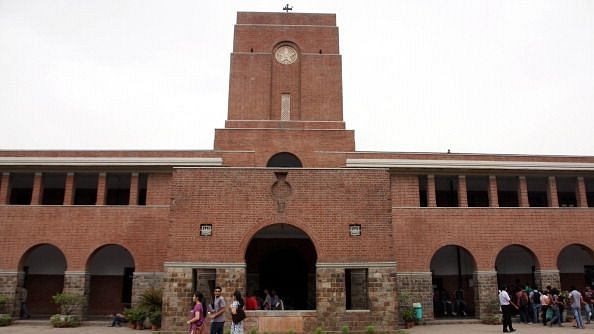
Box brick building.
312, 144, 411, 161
1, 11, 594, 333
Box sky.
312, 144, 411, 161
0, 1, 593, 155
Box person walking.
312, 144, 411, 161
499, 286, 518, 333
208, 286, 226, 334
187, 291, 207, 334
569, 286, 585, 329
230, 290, 245, 334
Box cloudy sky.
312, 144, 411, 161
1, 1, 592, 155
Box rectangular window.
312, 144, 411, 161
281, 93, 290, 120
556, 176, 577, 207
105, 173, 131, 205
346, 268, 368, 310
8, 173, 34, 205
435, 175, 458, 207
41, 173, 66, 205
466, 176, 489, 207
73, 173, 98, 205
419, 175, 428, 207
497, 176, 519, 207
585, 177, 594, 208
137, 173, 148, 205
527, 176, 548, 207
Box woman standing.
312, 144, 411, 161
230, 290, 245, 334
187, 291, 207, 334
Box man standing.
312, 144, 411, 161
20, 287, 31, 319
499, 286, 518, 333
569, 286, 585, 329
584, 286, 593, 324
209, 286, 226, 334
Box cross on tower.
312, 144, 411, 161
283, 4, 293, 12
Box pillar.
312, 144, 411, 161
427, 175, 436, 207
31, 172, 42, 205
488, 175, 499, 207
577, 176, 588, 208
518, 176, 529, 207
548, 176, 559, 207
458, 175, 468, 207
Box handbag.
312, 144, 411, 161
232, 307, 246, 324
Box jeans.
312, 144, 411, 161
532, 303, 541, 323
573, 306, 584, 328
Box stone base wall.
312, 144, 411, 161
474, 271, 497, 319
0, 272, 17, 315
535, 270, 560, 290
132, 271, 165, 306
63, 271, 90, 317
396, 272, 432, 323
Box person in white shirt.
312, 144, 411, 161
499, 286, 518, 333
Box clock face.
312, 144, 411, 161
275, 46, 298, 64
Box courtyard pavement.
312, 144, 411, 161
1, 320, 593, 334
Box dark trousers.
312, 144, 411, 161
210, 321, 224, 334
502, 304, 515, 331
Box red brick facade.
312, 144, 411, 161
1, 11, 594, 333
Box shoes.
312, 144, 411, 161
510, 329, 516, 332
503, 331, 509, 333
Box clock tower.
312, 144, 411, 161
213, 12, 355, 167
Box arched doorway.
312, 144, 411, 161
495, 244, 538, 290
430, 245, 477, 318
87, 244, 135, 315
245, 224, 316, 309
19, 244, 67, 317
558, 244, 594, 290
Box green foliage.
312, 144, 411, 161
0, 295, 9, 313
0, 314, 12, 326
50, 314, 81, 327
287, 329, 295, 334
249, 328, 258, 334
139, 286, 163, 313
402, 308, 416, 322
366, 325, 376, 334
149, 310, 161, 325
51, 292, 86, 315
314, 327, 325, 334
123, 307, 147, 323
341, 325, 350, 334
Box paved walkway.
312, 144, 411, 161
1, 320, 593, 334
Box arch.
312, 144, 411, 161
267, 152, 303, 168
430, 245, 477, 318
19, 244, 67, 316
87, 244, 135, 315
558, 244, 594, 290
495, 244, 539, 289
245, 223, 317, 310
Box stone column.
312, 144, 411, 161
488, 175, 499, 207
518, 176, 529, 207
0, 272, 18, 316
63, 271, 90, 316
576, 176, 588, 208
535, 269, 560, 291
427, 175, 436, 207
474, 271, 498, 319
548, 176, 559, 207
458, 175, 468, 207
396, 272, 432, 322
316, 266, 345, 331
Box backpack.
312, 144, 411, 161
520, 291, 529, 306
532, 290, 541, 304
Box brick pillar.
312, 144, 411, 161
458, 175, 468, 207
576, 176, 588, 208
474, 271, 498, 319
488, 175, 499, 207
0, 172, 9, 204
31, 172, 43, 205
518, 176, 529, 207
96, 173, 106, 205
129, 173, 139, 205
427, 175, 436, 207
548, 176, 559, 207
63, 173, 74, 205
